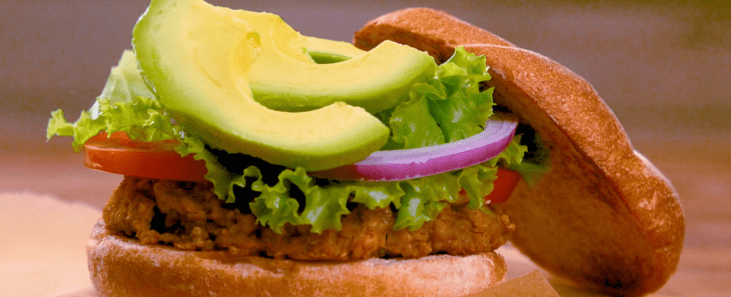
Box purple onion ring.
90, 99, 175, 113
310, 118, 518, 181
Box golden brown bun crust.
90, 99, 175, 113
353, 7, 514, 63
354, 8, 685, 296
87, 219, 507, 297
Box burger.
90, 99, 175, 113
47, 0, 685, 296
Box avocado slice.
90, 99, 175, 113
248, 31, 436, 114
305, 36, 366, 64
222, 9, 317, 65
132, 0, 389, 171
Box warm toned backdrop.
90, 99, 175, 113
1, 0, 729, 296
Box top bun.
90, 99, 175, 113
354, 7, 685, 296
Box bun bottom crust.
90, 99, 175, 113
87, 219, 506, 297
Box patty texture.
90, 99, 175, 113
103, 176, 514, 261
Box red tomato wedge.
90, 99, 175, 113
83, 132, 520, 203
83, 132, 208, 182
484, 167, 521, 203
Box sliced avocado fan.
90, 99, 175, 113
248, 33, 435, 113
250, 40, 435, 113
132, 0, 393, 171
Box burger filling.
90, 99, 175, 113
103, 176, 514, 261
47, 28, 543, 261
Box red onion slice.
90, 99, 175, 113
310, 118, 518, 181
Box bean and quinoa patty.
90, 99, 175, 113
103, 176, 514, 261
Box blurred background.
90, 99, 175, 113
1, 0, 729, 296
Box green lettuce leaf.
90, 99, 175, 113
47, 96, 178, 151
47, 47, 531, 234
174, 135, 248, 203
47, 50, 176, 150
380, 46, 495, 150
388, 89, 445, 149
90, 50, 155, 119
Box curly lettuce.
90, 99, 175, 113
47, 50, 177, 148
47, 47, 532, 234
379, 46, 494, 150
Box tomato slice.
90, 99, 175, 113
458, 168, 520, 204
84, 132, 208, 182
484, 168, 521, 203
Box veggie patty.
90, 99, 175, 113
104, 176, 515, 261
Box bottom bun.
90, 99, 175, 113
87, 219, 507, 297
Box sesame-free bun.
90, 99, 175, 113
355, 8, 685, 296
86, 219, 507, 297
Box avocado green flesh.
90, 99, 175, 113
305, 36, 366, 64
251, 40, 436, 114
308, 52, 350, 64
132, 0, 389, 171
